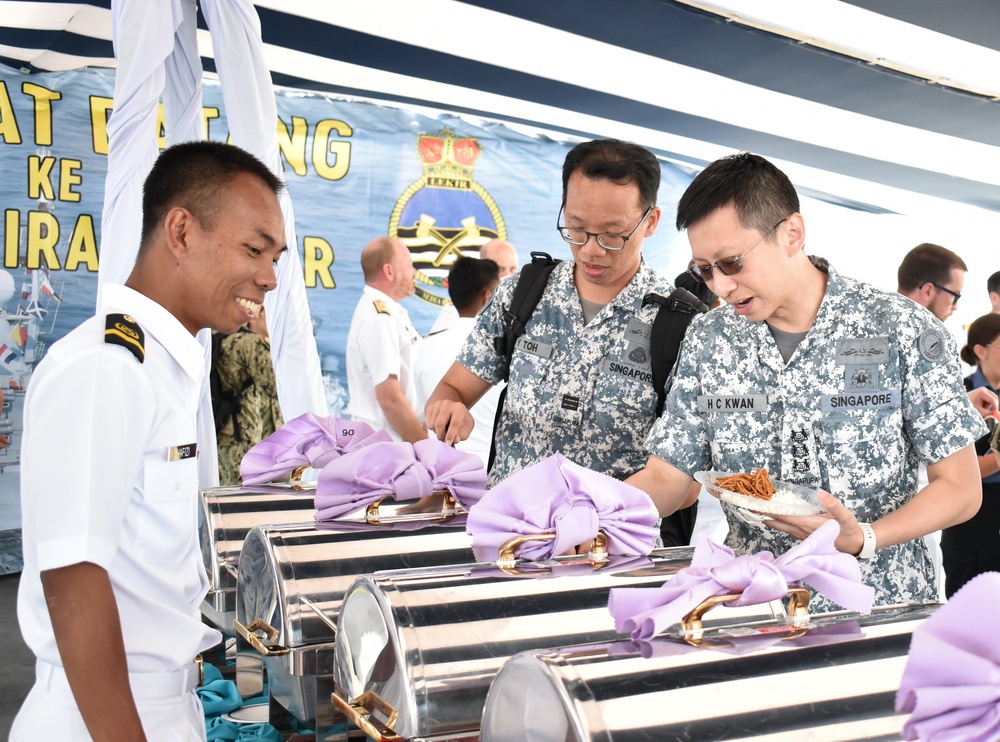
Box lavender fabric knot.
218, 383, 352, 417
239, 414, 391, 485
314, 438, 486, 521
608, 520, 875, 641
896, 572, 1000, 741
466, 453, 659, 563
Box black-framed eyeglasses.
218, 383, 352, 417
687, 218, 787, 283
931, 282, 962, 306
557, 206, 652, 251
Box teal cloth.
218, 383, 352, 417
198, 663, 283, 742
206, 717, 283, 741
196, 664, 242, 716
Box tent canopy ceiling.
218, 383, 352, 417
5, 0, 1000, 213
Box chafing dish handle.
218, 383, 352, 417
331, 690, 403, 742
365, 489, 460, 525
680, 586, 811, 643
232, 617, 290, 656
496, 530, 609, 566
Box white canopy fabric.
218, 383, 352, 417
97, 0, 326, 485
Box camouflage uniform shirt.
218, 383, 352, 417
458, 258, 674, 487
217, 330, 283, 485
645, 263, 985, 608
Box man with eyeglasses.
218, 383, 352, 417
628, 152, 986, 610
425, 139, 695, 498
897, 243, 967, 322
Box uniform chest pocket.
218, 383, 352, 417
820, 408, 903, 501
506, 346, 555, 421
134, 459, 198, 564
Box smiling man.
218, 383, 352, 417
13, 141, 286, 741
425, 140, 698, 505
629, 152, 985, 609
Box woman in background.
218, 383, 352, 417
942, 313, 1000, 597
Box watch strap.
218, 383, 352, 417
857, 522, 877, 560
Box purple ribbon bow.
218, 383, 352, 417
239, 414, 391, 485
465, 453, 659, 563
896, 572, 1000, 741
314, 438, 486, 521
608, 520, 875, 641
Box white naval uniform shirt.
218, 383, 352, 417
18, 284, 221, 672
346, 285, 422, 441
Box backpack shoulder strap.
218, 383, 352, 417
493, 251, 560, 383
644, 288, 710, 417
488, 251, 559, 473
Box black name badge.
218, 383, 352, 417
168, 443, 198, 461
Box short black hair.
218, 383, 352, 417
140, 141, 284, 252
896, 243, 967, 293
988, 271, 1000, 296
676, 152, 799, 235
562, 139, 660, 210
448, 257, 500, 312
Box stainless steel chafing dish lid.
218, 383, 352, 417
235, 520, 475, 653
199, 483, 315, 594
332, 547, 785, 741
480, 602, 939, 742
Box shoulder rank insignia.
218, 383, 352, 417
373, 299, 390, 315
105, 313, 145, 363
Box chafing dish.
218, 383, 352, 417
481, 602, 938, 741
330, 546, 786, 741
235, 519, 476, 729
198, 483, 315, 633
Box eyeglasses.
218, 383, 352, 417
687, 219, 787, 283
557, 206, 652, 251
931, 282, 962, 306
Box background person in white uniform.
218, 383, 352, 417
12, 142, 287, 740
416, 257, 501, 466
427, 239, 520, 335
346, 237, 425, 442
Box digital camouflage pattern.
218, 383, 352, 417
216, 330, 283, 485
459, 259, 674, 487
646, 263, 986, 609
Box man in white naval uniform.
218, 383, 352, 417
12, 142, 287, 741
346, 236, 425, 443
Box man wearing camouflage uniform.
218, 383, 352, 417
216, 306, 283, 485
629, 152, 985, 608
425, 139, 695, 495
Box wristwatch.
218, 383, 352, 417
856, 522, 877, 560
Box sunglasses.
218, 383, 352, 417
687, 218, 787, 283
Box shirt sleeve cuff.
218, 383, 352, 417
36, 534, 118, 572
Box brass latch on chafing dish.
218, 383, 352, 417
331, 689, 403, 742
679, 586, 811, 647
233, 617, 290, 656
365, 489, 460, 525
496, 530, 609, 570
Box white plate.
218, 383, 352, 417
221, 703, 269, 724
694, 471, 824, 517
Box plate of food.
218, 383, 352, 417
694, 469, 824, 517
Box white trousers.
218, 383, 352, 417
9, 661, 207, 741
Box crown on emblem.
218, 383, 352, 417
417, 128, 481, 189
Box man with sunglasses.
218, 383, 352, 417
897, 243, 967, 322
426, 139, 696, 499
629, 152, 985, 609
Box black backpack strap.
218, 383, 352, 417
487, 251, 560, 472
644, 288, 709, 417
644, 288, 709, 548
